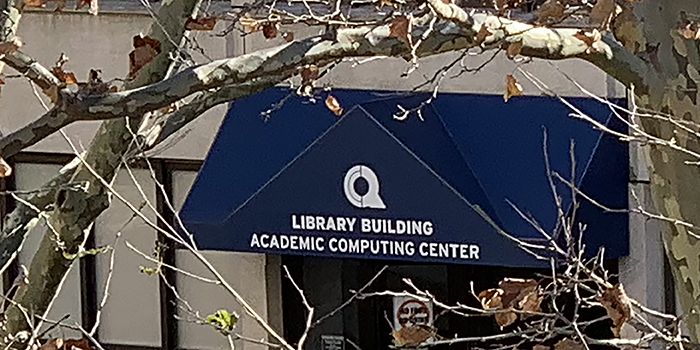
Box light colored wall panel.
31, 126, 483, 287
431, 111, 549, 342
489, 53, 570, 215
172, 170, 197, 211
174, 251, 269, 350
14, 163, 83, 339
172, 170, 270, 350
155, 104, 228, 160
94, 168, 160, 346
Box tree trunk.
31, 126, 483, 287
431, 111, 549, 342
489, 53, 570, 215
0, 0, 202, 341
620, 0, 700, 341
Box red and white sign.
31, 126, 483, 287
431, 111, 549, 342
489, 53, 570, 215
392, 296, 433, 331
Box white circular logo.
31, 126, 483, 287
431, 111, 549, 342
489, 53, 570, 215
343, 165, 386, 209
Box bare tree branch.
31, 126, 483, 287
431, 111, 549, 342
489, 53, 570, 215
142, 74, 287, 151
1, 11, 647, 159
2, 50, 61, 93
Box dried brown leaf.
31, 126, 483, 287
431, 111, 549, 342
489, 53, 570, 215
598, 283, 631, 337
392, 325, 433, 347
680, 22, 700, 40
0, 37, 22, 56
262, 23, 278, 39
498, 278, 540, 316
45, 85, 59, 103
24, 0, 47, 8
495, 0, 522, 13
156, 101, 180, 115
39, 339, 64, 350
54, 0, 66, 11
573, 29, 603, 54
50, 53, 78, 85
479, 279, 541, 328
478, 288, 504, 309
474, 23, 492, 45
483, 279, 541, 311
185, 17, 218, 31
240, 14, 259, 33
504, 74, 523, 102
0, 157, 11, 178
78, 69, 110, 95
389, 15, 412, 46
300, 64, 319, 85
325, 95, 343, 116
495, 311, 518, 328
133, 35, 162, 52
64, 338, 91, 350
533, 345, 550, 350
55, 52, 69, 68
129, 34, 162, 78
506, 40, 523, 59
537, 0, 565, 24
299, 64, 318, 96
282, 31, 294, 42
76, 0, 98, 15
63, 72, 78, 85
554, 339, 585, 350
519, 289, 543, 314
590, 0, 617, 30
499, 278, 537, 303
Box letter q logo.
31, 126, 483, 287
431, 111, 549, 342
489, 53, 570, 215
343, 165, 386, 209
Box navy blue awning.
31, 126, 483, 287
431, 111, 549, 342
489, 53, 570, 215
180, 89, 628, 267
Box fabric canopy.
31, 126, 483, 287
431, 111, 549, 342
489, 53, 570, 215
180, 89, 628, 268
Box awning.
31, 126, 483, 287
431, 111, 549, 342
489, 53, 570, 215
180, 89, 628, 268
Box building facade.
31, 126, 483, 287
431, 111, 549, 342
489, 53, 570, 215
0, 3, 671, 350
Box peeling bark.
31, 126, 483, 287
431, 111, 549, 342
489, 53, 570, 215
1, 50, 62, 93
0, 0, 22, 46
626, 0, 700, 342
